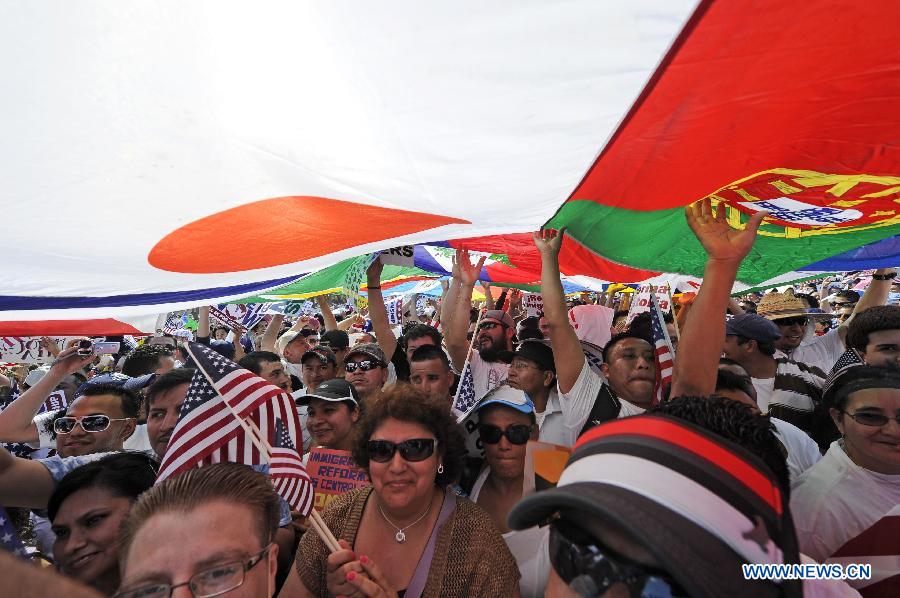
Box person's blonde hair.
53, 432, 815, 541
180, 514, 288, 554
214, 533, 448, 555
119, 463, 280, 571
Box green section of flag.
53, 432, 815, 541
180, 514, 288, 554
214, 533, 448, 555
547, 200, 900, 284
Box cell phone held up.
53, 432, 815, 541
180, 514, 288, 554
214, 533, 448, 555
77, 339, 120, 356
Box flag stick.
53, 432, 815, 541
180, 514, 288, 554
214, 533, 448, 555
453, 307, 486, 422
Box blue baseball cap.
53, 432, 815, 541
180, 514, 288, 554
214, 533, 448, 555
474, 385, 535, 414
725, 314, 781, 343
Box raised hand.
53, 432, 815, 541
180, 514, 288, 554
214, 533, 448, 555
533, 228, 566, 256
685, 198, 766, 264
454, 248, 486, 286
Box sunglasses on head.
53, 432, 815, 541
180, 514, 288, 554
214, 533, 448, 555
345, 359, 380, 373
776, 316, 808, 327
478, 423, 532, 445
367, 438, 437, 463
54, 414, 132, 434
478, 321, 506, 331
550, 519, 686, 598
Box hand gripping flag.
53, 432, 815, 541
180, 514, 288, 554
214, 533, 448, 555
156, 342, 314, 514
648, 293, 675, 405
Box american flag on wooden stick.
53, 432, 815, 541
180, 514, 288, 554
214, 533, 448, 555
156, 342, 314, 514
648, 292, 675, 406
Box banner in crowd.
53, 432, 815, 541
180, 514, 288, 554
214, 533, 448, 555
0, 337, 77, 364
306, 447, 370, 511
209, 304, 269, 332
626, 285, 673, 325
522, 293, 544, 317
386, 297, 404, 325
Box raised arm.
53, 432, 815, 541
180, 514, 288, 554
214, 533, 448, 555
534, 229, 584, 393
670, 200, 766, 397
197, 306, 211, 340
316, 295, 339, 331
445, 249, 485, 371
0, 346, 93, 443
365, 259, 399, 360
479, 282, 495, 310
0, 445, 56, 508
839, 267, 896, 339
259, 313, 285, 352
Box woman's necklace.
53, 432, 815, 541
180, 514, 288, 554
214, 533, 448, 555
378, 495, 434, 543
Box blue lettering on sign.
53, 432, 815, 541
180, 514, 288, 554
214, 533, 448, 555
754, 201, 849, 225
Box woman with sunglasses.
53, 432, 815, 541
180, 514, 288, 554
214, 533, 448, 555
469, 386, 549, 597
47, 452, 157, 595
283, 384, 520, 597
791, 364, 900, 593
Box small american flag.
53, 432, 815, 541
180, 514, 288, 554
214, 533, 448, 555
0, 381, 37, 459
648, 292, 675, 405
452, 361, 477, 421
0, 507, 28, 559
156, 342, 314, 514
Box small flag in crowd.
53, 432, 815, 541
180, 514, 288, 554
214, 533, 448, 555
0, 507, 28, 559
386, 297, 404, 325
648, 292, 675, 406
156, 343, 314, 514
0, 381, 37, 459
452, 362, 477, 421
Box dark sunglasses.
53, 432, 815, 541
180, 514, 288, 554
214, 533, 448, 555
367, 438, 438, 463
776, 316, 808, 327
550, 520, 686, 598
841, 410, 900, 427
478, 424, 532, 445
477, 321, 506, 331
54, 414, 132, 434
345, 360, 380, 373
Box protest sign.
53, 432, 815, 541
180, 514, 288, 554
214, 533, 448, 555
523, 441, 571, 496
40, 390, 68, 414
268, 301, 314, 317
522, 292, 544, 317
209, 303, 269, 332
0, 337, 78, 364
386, 297, 404, 325
626, 284, 672, 324
379, 245, 415, 267
306, 447, 370, 511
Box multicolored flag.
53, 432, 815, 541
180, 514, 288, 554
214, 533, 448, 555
157, 342, 313, 513
648, 293, 675, 405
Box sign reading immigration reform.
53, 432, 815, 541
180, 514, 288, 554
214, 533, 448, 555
306, 447, 370, 511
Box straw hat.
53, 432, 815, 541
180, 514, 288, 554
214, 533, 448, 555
756, 292, 830, 321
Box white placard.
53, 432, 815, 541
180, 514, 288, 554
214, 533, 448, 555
379, 245, 415, 267
522, 292, 544, 317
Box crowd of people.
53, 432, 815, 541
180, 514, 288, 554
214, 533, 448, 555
0, 200, 897, 596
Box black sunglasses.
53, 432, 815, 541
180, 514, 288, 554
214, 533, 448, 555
776, 316, 808, 327
550, 519, 686, 598
478, 321, 507, 332
345, 360, 381, 373
478, 424, 532, 445
367, 438, 438, 463
841, 410, 900, 427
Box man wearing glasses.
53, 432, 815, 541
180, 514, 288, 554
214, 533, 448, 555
343, 343, 390, 403
115, 463, 280, 598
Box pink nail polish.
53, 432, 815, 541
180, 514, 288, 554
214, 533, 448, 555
360, 555, 368, 564
346, 571, 356, 582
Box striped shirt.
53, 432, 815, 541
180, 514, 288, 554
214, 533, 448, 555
752, 357, 825, 432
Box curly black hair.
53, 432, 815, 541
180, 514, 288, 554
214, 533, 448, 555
847, 305, 900, 352
350, 384, 466, 487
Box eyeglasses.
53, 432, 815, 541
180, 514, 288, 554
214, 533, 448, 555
54, 414, 133, 434
478, 424, 532, 445
367, 438, 438, 463
477, 321, 507, 332
841, 410, 900, 427
509, 361, 541, 372
550, 520, 686, 598
776, 316, 808, 327
344, 360, 381, 373
112, 544, 271, 598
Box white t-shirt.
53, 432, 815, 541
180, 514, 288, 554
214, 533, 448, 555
123, 424, 153, 452
770, 417, 821, 484
558, 361, 644, 445
752, 376, 777, 413
790, 441, 900, 592
534, 388, 568, 447
469, 351, 510, 402
470, 467, 550, 598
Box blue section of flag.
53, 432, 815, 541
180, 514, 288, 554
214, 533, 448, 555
799, 236, 900, 271
0, 507, 28, 559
